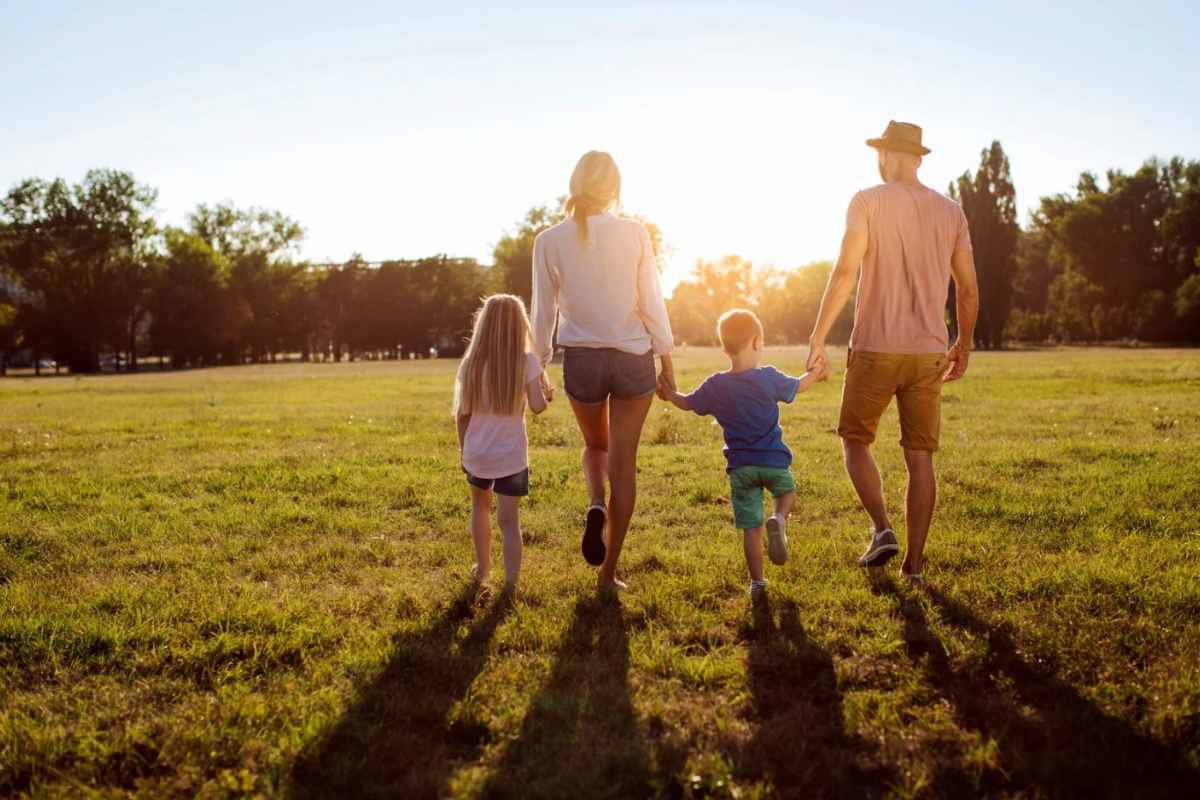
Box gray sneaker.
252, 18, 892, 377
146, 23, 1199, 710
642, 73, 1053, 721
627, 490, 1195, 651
857, 528, 900, 567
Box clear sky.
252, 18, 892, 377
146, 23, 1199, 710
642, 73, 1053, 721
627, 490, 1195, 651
4, 1, 1198, 291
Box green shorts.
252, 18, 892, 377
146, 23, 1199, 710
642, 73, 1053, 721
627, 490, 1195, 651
729, 465, 796, 529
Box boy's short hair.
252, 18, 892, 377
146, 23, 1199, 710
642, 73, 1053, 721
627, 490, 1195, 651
717, 309, 763, 355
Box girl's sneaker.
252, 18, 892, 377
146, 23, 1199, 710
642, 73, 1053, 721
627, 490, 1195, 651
582, 504, 607, 566
766, 513, 788, 565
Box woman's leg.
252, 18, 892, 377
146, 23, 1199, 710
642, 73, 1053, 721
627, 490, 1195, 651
598, 392, 654, 584
495, 494, 523, 587
470, 484, 494, 579
569, 397, 609, 508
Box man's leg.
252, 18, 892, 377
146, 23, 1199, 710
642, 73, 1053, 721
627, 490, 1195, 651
842, 439, 893, 533
902, 449, 936, 574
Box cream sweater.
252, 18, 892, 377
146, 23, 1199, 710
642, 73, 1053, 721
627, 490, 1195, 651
531, 212, 674, 366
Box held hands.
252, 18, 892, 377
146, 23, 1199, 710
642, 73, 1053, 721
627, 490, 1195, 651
656, 355, 676, 400
539, 371, 555, 402
806, 341, 830, 379
943, 342, 970, 382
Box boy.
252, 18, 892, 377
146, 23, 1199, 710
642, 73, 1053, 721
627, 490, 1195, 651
661, 309, 826, 597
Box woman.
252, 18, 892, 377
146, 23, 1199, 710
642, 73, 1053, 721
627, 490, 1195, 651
531, 150, 675, 591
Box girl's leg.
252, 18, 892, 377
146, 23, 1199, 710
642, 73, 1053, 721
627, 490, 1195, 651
495, 494, 523, 587
470, 484, 494, 580
743, 526, 765, 582
598, 392, 654, 584
569, 397, 609, 508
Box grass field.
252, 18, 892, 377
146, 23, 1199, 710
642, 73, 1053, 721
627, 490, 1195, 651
1, 347, 1198, 799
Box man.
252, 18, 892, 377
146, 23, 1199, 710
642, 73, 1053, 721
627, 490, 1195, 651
806, 120, 980, 582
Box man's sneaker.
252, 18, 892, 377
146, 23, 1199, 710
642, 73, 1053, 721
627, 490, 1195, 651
582, 504, 607, 566
766, 513, 788, 565
857, 528, 900, 567
749, 578, 769, 600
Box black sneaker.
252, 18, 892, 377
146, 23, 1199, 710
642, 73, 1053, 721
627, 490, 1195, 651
582, 504, 607, 566
857, 528, 900, 567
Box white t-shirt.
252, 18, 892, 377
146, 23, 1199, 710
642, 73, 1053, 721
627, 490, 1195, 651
531, 212, 674, 366
461, 353, 542, 479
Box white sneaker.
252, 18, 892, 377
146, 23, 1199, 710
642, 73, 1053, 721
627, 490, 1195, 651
766, 513, 788, 565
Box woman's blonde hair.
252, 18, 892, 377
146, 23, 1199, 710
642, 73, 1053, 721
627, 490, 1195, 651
564, 150, 621, 243
454, 294, 532, 417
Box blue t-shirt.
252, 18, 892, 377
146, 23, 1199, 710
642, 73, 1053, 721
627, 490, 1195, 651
684, 366, 801, 471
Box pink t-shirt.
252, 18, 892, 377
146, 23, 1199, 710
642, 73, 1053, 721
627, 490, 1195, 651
845, 183, 972, 354
461, 353, 542, 479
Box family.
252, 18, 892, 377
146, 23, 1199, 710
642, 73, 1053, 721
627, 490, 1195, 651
453, 121, 980, 597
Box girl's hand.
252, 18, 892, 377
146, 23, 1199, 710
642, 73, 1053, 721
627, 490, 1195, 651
539, 371, 555, 402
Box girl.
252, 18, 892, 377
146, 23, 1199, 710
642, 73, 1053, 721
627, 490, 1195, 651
454, 294, 551, 591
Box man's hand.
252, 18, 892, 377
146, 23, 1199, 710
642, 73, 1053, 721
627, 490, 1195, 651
540, 372, 555, 402
806, 341, 829, 377
943, 343, 970, 382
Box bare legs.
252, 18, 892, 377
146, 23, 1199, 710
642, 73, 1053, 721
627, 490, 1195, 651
469, 485, 523, 587
842, 439, 936, 574
901, 448, 935, 575
742, 490, 795, 583
569, 392, 654, 585
843, 439, 893, 533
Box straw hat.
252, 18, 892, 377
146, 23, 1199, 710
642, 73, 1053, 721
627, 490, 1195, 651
866, 120, 931, 156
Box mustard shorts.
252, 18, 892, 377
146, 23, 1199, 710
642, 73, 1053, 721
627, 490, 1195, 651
837, 350, 946, 451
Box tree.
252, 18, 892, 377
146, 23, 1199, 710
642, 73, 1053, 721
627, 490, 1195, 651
949, 141, 1019, 349
0, 170, 158, 372
150, 228, 237, 367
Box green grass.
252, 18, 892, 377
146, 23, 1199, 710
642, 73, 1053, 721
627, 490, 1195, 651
1, 347, 1198, 798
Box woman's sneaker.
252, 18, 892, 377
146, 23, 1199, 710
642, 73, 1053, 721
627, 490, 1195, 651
766, 513, 788, 565
749, 578, 769, 600
857, 528, 900, 567
582, 504, 607, 566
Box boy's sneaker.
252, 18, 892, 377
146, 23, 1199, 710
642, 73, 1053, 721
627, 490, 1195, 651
857, 528, 900, 567
766, 513, 788, 565
582, 504, 607, 566
749, 578, 769, 599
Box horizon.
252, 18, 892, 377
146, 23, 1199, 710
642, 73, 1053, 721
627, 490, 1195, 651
4, 2, 1198, 293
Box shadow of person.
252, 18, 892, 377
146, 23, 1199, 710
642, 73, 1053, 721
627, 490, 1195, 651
480, 593, 656, 799
876, 578, 1200, 797
290, 583, 513, 799
739, 594, 894, 799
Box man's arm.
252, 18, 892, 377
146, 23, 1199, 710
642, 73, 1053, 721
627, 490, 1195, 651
807, 227, 867, 373
944, 246, 979, 381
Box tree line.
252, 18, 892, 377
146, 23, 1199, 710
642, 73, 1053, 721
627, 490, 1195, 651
2, 146, 1198, 375
666, 143, 1200, 348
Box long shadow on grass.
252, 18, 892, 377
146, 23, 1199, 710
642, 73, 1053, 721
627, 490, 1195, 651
480, 594, 664, 799
875, 577, 1200, 797
738, 595, 894, 798
289, 584, 512, 799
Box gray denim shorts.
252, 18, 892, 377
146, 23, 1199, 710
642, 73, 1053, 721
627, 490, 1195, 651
562, 347, 656, 405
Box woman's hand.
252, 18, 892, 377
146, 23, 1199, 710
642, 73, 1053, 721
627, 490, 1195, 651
656, 354, 676, 398
539, 371, 555, 402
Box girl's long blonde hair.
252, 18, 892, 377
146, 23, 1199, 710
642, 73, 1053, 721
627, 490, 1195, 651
454, 294, 532, 417
564, 150, 621, 243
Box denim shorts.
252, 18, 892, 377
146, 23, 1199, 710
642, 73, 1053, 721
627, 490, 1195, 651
464, 468, 530, 497
562, 347, 656, 405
